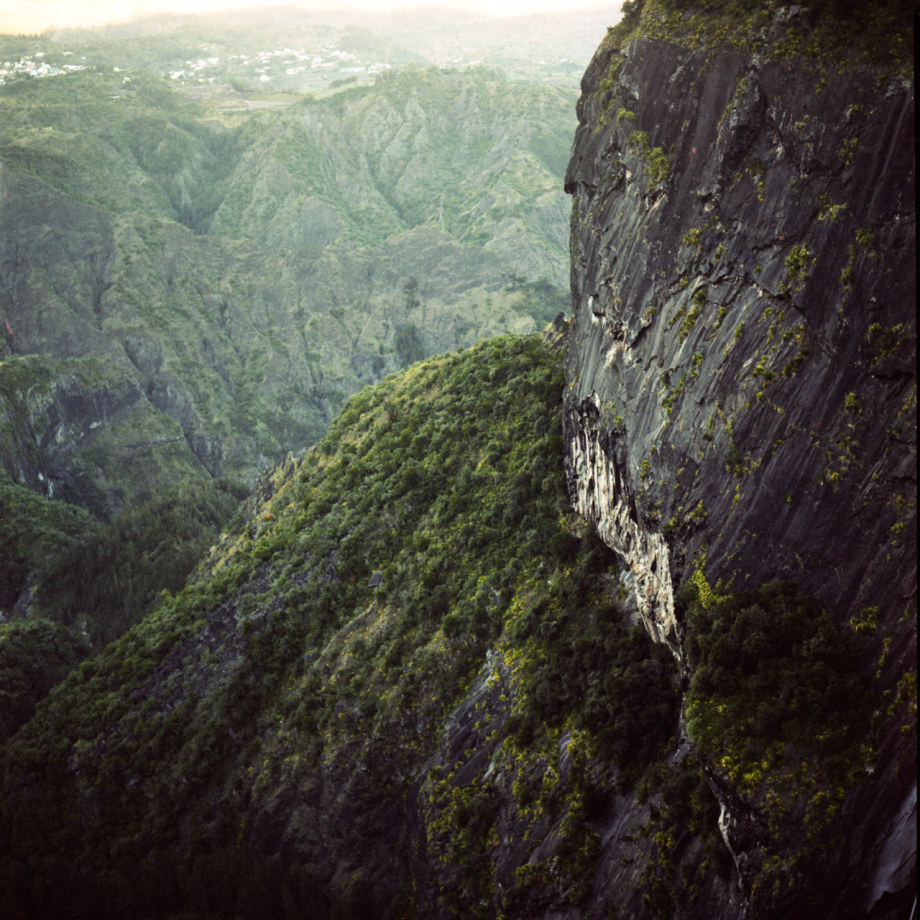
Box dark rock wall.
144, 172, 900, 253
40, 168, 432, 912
563, 30, 915, 918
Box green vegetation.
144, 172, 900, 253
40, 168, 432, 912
783, 243, 814, 291
866, 321, 907, 366
34, 478, 247, 649
606, 0, 913, 73
0, 63, 575, 503
681, 575, 874, 913
503, 550, 678, 777
678, 287, 707, 344
0, 335, 679, 917
0, 469, 244, 729
0, 618, 89, 743
0, 475, 95, 612
628, 129, 671, 191
638, 758, 730, 917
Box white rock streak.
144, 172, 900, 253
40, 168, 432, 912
567, 411, 679, 652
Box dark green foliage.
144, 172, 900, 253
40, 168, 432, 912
0, 476, 95, 612
0, 334, 594, 916
683, 580, 870, 780
638, 758, 732, 918
394, 322, 427, 368
0, 847, 329, 920
506, 536, 679, 781
612, 0, 913, 70
0, 618, 89, 743
34, 478, 247, 648
681, 577, 875, 913
650, 0, 913, 18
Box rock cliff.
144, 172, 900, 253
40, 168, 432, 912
563, 8, 914, 917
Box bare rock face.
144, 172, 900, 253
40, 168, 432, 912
563, 28, 915, 920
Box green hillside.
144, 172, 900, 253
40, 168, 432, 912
0, 333, 873, 918
0, 333, 650, 915
0, 61, 574, 649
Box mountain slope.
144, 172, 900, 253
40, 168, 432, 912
0, 329, 890, 919
0, 62, 575, 647
0, 332, 682, 918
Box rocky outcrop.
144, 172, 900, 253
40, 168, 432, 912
564, 395, 678, 650
563, 19, 915, 919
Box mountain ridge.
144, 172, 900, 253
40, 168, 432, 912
1, 63, 574, 513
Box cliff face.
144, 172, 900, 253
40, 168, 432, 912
564, 21, 914, 918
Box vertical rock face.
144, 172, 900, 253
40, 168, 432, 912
565, 396, 678, 650
563, 24, 915, 918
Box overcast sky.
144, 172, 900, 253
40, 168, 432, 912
0, 1, 619, 33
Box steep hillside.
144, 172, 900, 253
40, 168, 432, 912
0, 64, 573, 512
563, 0, 915, 915
0, 333, 682, 918
0, 331, 895, 920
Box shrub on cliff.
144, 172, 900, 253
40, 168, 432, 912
681, 575, 875, 912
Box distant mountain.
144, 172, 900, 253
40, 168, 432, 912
0, 63, 574, 512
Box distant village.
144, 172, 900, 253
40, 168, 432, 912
0, 50, 88, 82
0, 35, 579, 92
0, 41, 389, 87
0, 42, 391, 90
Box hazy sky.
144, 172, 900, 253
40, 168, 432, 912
0, 0, 619, 33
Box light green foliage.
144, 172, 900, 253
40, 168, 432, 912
817, 193, 847, 222
628, 129, 671, 191
682, 226, 705, 249
784, 243, 814, 290
849, 606, 879, 634
0, 64, 575, 498
678, 287, 707, 344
